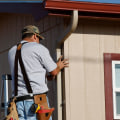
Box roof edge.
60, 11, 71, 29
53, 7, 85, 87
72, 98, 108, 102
45, 0, 120, 14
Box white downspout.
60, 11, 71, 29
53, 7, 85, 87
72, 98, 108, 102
57, 10, 78, 120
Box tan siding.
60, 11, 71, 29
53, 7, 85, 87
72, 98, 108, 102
83, 23, 101, 120
64, 19, 120, 120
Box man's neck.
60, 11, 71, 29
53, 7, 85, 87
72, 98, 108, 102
23, 38, 34, 43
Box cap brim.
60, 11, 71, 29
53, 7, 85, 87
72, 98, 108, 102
39, 36, 44, 40
37, 34, 44, 40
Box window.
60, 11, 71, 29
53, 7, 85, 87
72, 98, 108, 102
104, 53, 120, 120
112, 61, 120, 119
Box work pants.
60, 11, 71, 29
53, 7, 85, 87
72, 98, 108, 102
16, 97, 52, 120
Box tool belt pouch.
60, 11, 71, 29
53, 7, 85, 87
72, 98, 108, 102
34, 94, 54, 120
34, 94, 48, 109
37, 108, 54, 120
5, 97, 19, 120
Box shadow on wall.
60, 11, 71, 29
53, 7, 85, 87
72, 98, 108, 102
75, 18, 120, 36
68, 56, 104, 63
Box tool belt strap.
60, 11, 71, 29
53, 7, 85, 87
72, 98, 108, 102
14, 42, 33, 96
15, 92, 48, 103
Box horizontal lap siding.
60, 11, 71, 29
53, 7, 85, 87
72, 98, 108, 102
64, 19, 120, 120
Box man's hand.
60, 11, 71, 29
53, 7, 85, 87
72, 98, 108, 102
57, 55, 69, 70
50, 55, 69, 77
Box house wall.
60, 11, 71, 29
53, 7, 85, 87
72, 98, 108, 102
64, 18, 120, 120
1, 13, 120, 120
0, 13, 64, 120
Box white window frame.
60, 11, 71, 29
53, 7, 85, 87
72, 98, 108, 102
112, 60, 120, 119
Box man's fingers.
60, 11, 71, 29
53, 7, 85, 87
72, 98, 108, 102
63, 59, 68, 62
64, 65, 69, 67
63, 59, 69, 64
63, 62, 69, 68
58, 55, 63, 61
64, 61, 69, 64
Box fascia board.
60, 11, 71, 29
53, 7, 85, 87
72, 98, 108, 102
45, 0, 120, 14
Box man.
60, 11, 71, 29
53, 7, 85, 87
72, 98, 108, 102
8, 25, 68, 120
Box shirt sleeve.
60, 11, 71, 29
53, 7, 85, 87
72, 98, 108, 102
38, 46, 57, 72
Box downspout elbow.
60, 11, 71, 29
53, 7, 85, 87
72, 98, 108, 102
57, 10, 78, 48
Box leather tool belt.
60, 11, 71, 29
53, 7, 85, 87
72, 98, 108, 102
15, 92, 47, 103
4, 97, 19, 120
33, 94, 54, 120
15, 93, 54, 120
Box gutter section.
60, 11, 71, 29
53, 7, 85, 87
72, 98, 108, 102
46, 0, 120, 14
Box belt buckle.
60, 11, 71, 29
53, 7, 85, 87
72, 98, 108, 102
29, 93, 34, 97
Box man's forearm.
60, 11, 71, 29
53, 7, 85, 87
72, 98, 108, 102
50, 65, 61, 76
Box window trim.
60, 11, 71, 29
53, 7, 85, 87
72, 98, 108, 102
112, 61, 120, 119
104, 53, 120, 120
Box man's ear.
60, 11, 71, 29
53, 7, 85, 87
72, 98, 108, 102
33, 34, 37, 39
33, 34, 37, 42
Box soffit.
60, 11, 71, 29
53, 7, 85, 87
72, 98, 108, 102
45, 0, 120, 19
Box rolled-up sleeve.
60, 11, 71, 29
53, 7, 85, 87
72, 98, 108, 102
39, 46, 57, 72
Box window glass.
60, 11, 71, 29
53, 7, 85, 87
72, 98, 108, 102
115, 64, 120, 88
116, 92, 120, 115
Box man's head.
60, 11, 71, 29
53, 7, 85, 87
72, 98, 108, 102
21, 25, 44, 42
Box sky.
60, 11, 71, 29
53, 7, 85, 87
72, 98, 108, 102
0, 0, 119, 4
71, 0, 120, 4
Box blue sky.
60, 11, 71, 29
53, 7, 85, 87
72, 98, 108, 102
0, 0, 119, 4
71, 0, 120, 4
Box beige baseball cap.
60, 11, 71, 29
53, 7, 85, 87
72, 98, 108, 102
22, 25, 44, 40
